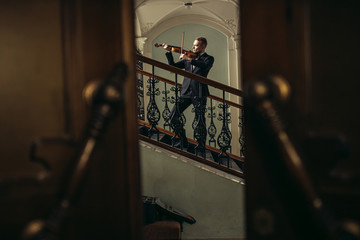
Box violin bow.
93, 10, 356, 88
180, 32, 185, 59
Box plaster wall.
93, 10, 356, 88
140, 141, 246, 239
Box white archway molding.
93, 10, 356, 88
135, 0, 240, 10
141, 14, 236, 50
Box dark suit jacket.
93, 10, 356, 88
166, 52, 214, 98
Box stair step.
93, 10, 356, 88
138, 124, 165, 141
232, 159, 244, 172
186, 148, 214, 161
159, 134, 172, 145
214, 157, 242, 173
206, 150, 214, 161
138, 125, 149, 136
149, 132, 164, 141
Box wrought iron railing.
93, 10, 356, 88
136, 54, 244, 177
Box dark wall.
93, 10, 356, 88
0, 0, 65, 175
309, 1, 360, 168
242, 0, 360, 239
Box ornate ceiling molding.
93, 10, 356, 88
143, 14, 234, 40
135, 0, 239, 37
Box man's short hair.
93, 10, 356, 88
196, 37, 207, 47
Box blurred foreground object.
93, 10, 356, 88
244, 76, 360, 240
0, 63, 128, 240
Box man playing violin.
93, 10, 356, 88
162, 37, 214, 149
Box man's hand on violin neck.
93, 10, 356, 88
163, 43, 171, 52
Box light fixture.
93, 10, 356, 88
184, 2, 192, 10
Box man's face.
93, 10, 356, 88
192, 40, 205, 53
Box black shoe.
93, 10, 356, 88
182, 139, 189, 148
195, 147, 206, 158
186, 144, 195, 154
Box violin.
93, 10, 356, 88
154, 43, 197, 59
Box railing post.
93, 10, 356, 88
146, 65, 160, 140
207, 98, 217, 148
136, 51, 145, 121
194, 84, 207, 157
162, 82, 171, 130
170, 74, 186, 148
239, 108, 245, 157
217, 90, 232, 166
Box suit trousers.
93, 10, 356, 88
169, 96, 207, 139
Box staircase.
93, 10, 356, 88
136, 54, 245, 179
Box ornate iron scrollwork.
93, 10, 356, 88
137, 75, 145, 120
162, 83, 171, 130
146, 66, 160, 139
169, 74, 186, 147
217, 91, 232, 165
239, 108, 245, 157
169, 89, 186, 129
193, 96, 207, 155
207, 98, 217, 147
136, 51, 145, 120
191, 107, 197, 130
193, 84, 207, 156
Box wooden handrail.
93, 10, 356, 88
137, 69, 243, 109
137, 69, 175, 86
136, 54, 243, 97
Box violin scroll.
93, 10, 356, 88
154, 43, 165, 48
